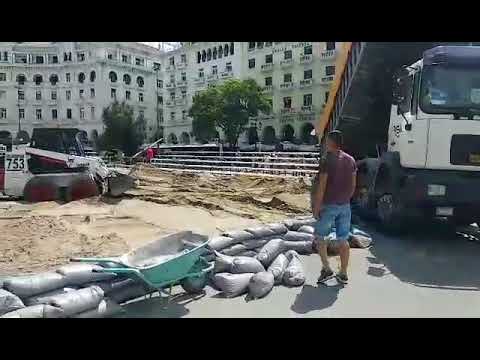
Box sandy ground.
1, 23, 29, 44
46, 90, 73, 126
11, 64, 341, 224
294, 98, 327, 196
0, 165, 311, 275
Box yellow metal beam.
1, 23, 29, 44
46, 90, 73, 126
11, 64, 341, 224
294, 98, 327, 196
315, 42, 353, 141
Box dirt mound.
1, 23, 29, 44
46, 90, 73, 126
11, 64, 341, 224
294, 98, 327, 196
0, 216, 128, 275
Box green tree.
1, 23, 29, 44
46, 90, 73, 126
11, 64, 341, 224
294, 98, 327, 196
189, 79, 271, 147
98, 101, 143, 156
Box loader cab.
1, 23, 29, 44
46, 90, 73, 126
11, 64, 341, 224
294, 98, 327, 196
30, 128, 86, 157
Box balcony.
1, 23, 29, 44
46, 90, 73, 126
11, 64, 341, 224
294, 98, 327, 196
280, 58, 293, 67
279, 82, 294, 90
280, 108, 296, 115
261, 63, 273, 72
300, 54, 313, 64
262, 85, 273, 93
298, 113, 315, 122
175, 98, 187, 106
301, 105, 314, 113
207, 74, 219, 82
321, 75, 334, 84
321, 50, 336, 60
221, 71, 233, 79
177, 80, 188, 87
194, 77, 205, 85
165, 100, 175, 107
299, 78, 314, 88
165, 82, 176, 89
165, 64, 175, 71
176, 62, 187, 70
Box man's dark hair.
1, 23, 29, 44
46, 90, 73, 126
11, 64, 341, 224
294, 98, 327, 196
327, 130, 343, 147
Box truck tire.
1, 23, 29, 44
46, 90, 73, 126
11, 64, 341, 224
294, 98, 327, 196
376, 193, 406, 233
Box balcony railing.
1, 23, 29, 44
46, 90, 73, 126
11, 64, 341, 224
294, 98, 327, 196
195, 77, 205, 85
300, 54, 313, 64
262, 85, 273, 93
280, 108, 296, 115
221, 71, 233, 78
261, 63, 273, 71
280, 58, 293, 67
176, 62, 187, 70
280, 82, 294, 90
301, 105, 314, 113
175, 98, 187, 106
321, 75, 334, 84
165, 64, 175, 71
177, 80, 188, 87
207, 74, 219, 82
165, 100, 175, 107
321, 50, 336, 60
165, 82, 176, 89
299, 78, 314, 88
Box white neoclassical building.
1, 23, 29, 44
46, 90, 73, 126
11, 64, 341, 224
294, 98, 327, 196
160, 42, 339, 145
0, 42, 164, 143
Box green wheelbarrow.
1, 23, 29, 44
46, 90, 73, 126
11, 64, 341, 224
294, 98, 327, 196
71, 231, 214, 303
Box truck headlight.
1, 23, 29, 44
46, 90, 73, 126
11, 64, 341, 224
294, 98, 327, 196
427, 184, 446, 196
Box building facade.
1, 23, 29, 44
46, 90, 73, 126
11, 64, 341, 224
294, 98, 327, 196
160, 41, 339, 145
0, 42, 164, 143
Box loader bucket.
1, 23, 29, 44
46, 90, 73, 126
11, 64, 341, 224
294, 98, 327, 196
107, 172, 136, 197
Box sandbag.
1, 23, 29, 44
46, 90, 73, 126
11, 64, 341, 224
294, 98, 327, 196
181, 275, 208, 294
56, 263, 116, 286
109, 283, 152, 304
203, 253, 216, 262
298, 225, 315, 234
212, 273, 254, 298
221, 244, 247, 256
266, 223, 289, 235
248, 272, 274, 299
1, 304, 65, 318
238, 250, 258, 258
231, 257, 265, 274
222, 230, 255, 242
284, 231, 314, 242
256, 239, 285, 267
0, 289, 25, 316
82, 278, 135, 296
284, 241, 314, 255
245, 226, 275, 239
351, 227, 371, 237
48, 286, 104, 317
24, 287, 78, 306
213, 252, 235, 273
242, 239, 269, 250
3, 272, 67, 298
72, 300, 123, 318
350, 234, 373, 249
284, 218, 316, 231
267, 253, 289, 285
283, 251, 305, 287
208, 236, 238, 251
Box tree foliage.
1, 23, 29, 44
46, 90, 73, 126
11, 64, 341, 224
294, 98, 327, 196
189, 79, 271, 147
98, 101, 143, 156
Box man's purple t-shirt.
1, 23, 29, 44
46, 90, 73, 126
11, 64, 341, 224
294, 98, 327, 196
319, 150, 357, 205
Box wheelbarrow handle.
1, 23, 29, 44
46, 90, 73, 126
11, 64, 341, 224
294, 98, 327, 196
70, 257, 123, 266
201, 262, 214, 274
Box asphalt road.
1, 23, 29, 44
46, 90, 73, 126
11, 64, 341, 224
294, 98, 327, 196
120, 222, 480, 318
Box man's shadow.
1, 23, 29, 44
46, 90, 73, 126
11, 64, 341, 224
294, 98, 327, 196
290, 283, 341, 315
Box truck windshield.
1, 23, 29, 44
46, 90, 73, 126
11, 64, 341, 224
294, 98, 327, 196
420, 64, 480, 116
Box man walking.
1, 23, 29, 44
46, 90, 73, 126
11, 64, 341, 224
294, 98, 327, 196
312, 130, 356, 284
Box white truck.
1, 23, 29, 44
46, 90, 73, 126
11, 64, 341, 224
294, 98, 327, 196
321, 44, 480, 231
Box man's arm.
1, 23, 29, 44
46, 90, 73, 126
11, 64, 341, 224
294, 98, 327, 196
350, 172, 357, 199
313, 173, 328, 218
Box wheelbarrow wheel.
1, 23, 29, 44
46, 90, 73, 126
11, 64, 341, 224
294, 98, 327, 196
180, 274, 208, 294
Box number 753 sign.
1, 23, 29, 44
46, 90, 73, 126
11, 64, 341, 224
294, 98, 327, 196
5, 155, 25, 171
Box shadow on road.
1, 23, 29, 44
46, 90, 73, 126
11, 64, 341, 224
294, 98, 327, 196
118, 291, 206, 318
290, 284, 341, 314
366, 221, 480, 291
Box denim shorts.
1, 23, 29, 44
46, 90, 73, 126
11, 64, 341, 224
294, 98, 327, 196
314, 204, 351, 242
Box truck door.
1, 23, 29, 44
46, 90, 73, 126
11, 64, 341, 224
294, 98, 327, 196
389, 72, 429, 168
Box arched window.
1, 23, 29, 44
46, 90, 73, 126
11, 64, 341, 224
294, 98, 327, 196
207, 48, 212, 61
230, 42, 234, 55
78, 72, 85, 83
90, 71, 96, 82
202, 50, 206, 62
136, 76, 144, 88
224, 44, 229, 56
16, 74, 26, 85
49, 74, 59, 86
33, 74, 43, 85
123, 74, 131, 85
109, 71, 117, 83
218, 46, 223, 58
213, 47, 217, 59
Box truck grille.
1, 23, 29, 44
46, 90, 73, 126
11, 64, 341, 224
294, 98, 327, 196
450, 135, 480, 166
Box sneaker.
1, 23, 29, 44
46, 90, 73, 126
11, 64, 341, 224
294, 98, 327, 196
317, 268, 334, 283
335, 273, 349, 284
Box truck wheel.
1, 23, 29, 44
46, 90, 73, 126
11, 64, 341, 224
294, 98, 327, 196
376, 194, 406, 233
